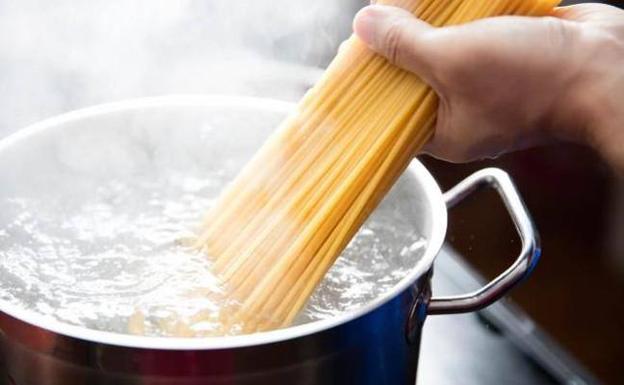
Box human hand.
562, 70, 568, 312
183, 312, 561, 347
353, 3, 624, 170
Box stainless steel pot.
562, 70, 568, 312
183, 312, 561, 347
0, 95, 539, 385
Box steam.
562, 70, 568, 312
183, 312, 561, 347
0, 0, 362, 136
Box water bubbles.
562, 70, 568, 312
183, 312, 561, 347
296, 217, 426, 324
0, 169, 426, 336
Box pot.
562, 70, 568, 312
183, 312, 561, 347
0, 95, 539, 385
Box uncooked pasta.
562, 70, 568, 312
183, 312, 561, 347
196, 0, 561, 333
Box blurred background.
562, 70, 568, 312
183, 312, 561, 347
0, 0, 621, 383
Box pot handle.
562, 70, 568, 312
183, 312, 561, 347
427, 168, 540, 315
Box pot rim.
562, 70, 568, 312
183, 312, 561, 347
0, 94, 447, 350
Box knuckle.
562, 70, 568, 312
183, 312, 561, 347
590, 28, 624, 57
383, 18, 409, 66
544, 17, 576, 49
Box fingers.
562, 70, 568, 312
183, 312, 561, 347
554, 3, 624, 22
352, 3, 599, 164
353, 5, 440, 87
554, 3, 624, 34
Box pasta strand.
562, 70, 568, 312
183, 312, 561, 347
197, 0, 562, 334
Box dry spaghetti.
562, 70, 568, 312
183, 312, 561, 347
196, 0, 561, 333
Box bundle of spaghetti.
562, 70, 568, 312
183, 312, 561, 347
196, 0, 561, 334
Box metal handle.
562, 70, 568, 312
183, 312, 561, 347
427, 168, 540, 315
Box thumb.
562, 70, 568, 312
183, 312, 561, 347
353, 5, 439, 86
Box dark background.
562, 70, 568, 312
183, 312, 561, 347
422, 1, 623, 383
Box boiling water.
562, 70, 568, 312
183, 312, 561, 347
0, 169, 426, 337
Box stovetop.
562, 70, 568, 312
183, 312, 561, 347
422, 246, 600, 385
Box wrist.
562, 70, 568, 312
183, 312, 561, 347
583, 32, 624, 171
552, 25, 624, 170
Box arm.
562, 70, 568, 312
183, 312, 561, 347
353, 3, 624, 172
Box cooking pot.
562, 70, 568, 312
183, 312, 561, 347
0, 95, 538, 385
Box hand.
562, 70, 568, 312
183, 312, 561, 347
353, 3, 624, 171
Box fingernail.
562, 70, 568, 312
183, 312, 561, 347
353, 5, 387, 46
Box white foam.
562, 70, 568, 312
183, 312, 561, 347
0, 169, 425, 336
